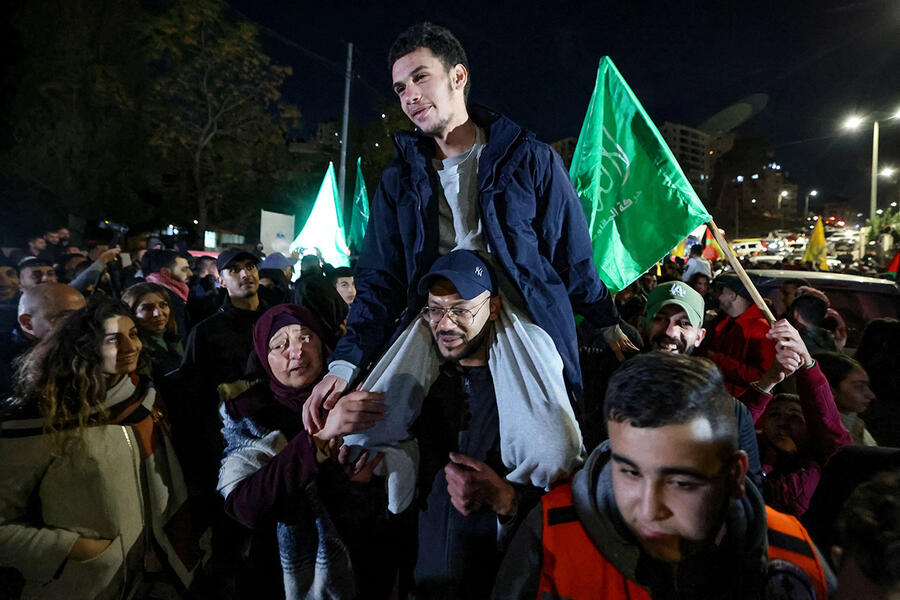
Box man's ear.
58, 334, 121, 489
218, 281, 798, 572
694, 327, 707, 347
728, 450, 749, 499
488, 295, 502, 321
452, 64, 468, 91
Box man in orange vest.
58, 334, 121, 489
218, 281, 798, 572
494, 352, 833, 599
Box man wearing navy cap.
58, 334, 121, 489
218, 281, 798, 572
411, 249, 576, 598
417, 250, 499, 364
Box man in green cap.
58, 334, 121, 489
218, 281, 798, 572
642, 281, 707, 355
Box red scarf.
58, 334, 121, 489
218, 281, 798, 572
146, 272, 189, 302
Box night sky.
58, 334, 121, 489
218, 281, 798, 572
233, 0, 900, 212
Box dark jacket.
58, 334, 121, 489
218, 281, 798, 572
0, 326, 30, 400
331, 106, 618, 397
220, 381, 404, 600
413, 364, 542, 599
175, 296, 269, 493
290, 269, 348, 350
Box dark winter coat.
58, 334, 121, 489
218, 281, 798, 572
330, 106, 618, 397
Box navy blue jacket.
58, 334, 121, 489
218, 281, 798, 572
332, 106, 618, 395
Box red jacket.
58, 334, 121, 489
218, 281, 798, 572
708, 304, 777, 396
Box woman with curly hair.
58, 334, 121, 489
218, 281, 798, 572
0, 297, 201, 599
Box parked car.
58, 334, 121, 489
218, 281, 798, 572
747, 252, 787, 266
785, 239, 808, 253
746, 269, 900, 351
732, 239, 767, 257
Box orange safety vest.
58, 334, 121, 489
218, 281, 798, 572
536, 483, 828, 600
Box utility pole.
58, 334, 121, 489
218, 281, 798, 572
869, 120, 879, 223
338, 42, 353, 215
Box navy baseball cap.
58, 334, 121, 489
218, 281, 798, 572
217, 248, 260, 272
418, 250, 494, 300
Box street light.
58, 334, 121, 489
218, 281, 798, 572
881, 167, 896, 178
805, 189, 818, 218
844, 115, 863, 130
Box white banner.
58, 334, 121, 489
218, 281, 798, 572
260, 209, 295, 257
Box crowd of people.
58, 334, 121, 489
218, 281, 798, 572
2, 21, 899, 600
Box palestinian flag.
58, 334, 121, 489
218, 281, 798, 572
702, 226, 722, 261
887, 249, 900, 278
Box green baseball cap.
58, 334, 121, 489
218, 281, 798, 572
644, 282, 705, 328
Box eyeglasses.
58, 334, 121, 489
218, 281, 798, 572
420, 297, 490, 327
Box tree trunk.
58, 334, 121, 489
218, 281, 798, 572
193, 151, 208, 240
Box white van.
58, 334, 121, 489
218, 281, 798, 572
731, 240, 767, 257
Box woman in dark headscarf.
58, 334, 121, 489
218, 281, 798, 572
217, 304, 392, 599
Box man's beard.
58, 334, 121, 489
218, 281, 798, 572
433, 321, 492, 363
422, 115, 452, 138
420, 81, 456, 138
648, 333, 691, 355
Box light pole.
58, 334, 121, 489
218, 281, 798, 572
805, 189, 817, 219
843, 108, 900, 222
779, 190, 788, 228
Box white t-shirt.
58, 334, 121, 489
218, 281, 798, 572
433, 127, 486, 254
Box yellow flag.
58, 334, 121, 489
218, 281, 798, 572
802, 218, 829, 270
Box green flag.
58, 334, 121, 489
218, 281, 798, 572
348, 157, 369, 252
570, 57, 711, 294
290, 162, 351, 267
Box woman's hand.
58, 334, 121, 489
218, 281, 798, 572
68, 537, 112, 562
313, 391, 386, 441
303, 375, 349, 434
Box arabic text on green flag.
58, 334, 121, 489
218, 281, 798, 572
570, 56, 711, 294
348, 157, 370, 253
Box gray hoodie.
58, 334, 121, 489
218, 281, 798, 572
493, 441, 827, 599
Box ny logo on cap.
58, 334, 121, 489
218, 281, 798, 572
474, 266, 483, 277
670, 283, 686, 298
